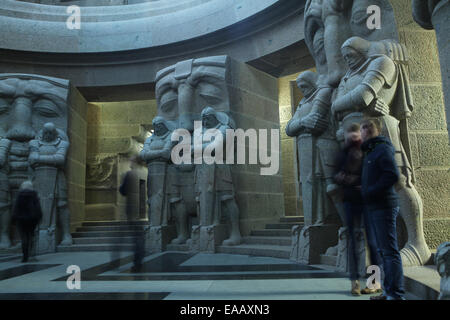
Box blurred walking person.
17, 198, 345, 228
360, 118, 405, 300
116, 156, 144, 272
12, 181, 42, 262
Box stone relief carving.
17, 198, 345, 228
29, 122, 73, 251
194, 107, 241, 247
0, 74, 71, 250
86, 155, 117, 188
435, 242, 450, 300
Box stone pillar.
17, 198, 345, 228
391, 0, 450, 249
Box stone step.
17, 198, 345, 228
73, 237, 137, 245
250, 229, 291, 237
72, 231, 146, 238
242, 236, 291, 246
320, 254, 337, 267
279, 216, 304, 223
82, 220, 148, 227
265, 223, 303, 230
216, 244, 291, 259
76, 225, 146, 232
166, 244, 190, 252
56, 244, 135, 252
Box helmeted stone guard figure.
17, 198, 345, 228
29, 122, 72, 252
331, 36, 432, 266
140, 116, 179, 251
193, 107, 241, 247
141, 117, 175, 227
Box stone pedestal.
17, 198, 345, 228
146, 225, 176, 253
335, 227, 368, 278
292, 224, 339, 265
187, 224, 228, 253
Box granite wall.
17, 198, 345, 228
227, 59, 285, 235
278, 72, 303, 217
391, 0, 450, 249
66, 86, 88, 232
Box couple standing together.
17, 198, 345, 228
335, 118, 405, 300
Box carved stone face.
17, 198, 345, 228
42, 122, 57, 142
155, 56, 230, 132
297, 80, 316, 98
154, 122, 169, 137
202, 114, 219, 129
0, 75, 69, 141
342, 47, 365, 70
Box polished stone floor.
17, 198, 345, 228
0, 251, 384, 300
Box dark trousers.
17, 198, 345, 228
344, 202, 363, 280
18, 225, 35, 262
369, 206, 405, 299
344, 202, 384, 280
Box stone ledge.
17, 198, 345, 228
403, 265, 440, 300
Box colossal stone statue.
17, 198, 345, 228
435, 242, 450, 300
286, 71, 342, 226
29, 122, 72, 252
286, 70, 344, 265
155, 56, 231, 132
296, 2, 432, 267
304, 0, 397, 86
152, 56, 242, 252
331, 36, 431, 266
140, 116, 180, 251
0, 74, 70, 250
140, 117, 175, 227
193, 107, 241, 246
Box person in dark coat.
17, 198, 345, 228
360, 118, 405, 300
12, 181, 42, 262
335, 123, 382, 295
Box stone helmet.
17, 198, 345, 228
296, 71, 318, 93
341, 36, 371, 56
201, 106, 235, 129
152, 116, 176, 132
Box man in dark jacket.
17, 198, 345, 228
360, 118, 405, 300
12, 181, 42, 262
